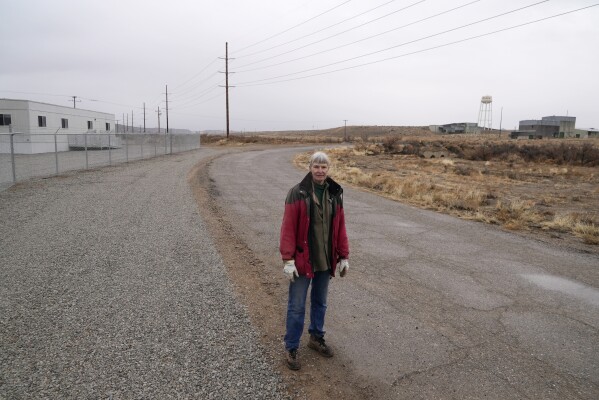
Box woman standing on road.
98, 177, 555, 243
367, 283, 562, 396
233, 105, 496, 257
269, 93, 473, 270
279, 151, 350, 371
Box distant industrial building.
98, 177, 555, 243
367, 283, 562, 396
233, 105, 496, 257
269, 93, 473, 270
429, 122, 481, 134
0, 98, 116, 154
510, 116, 577, 139
574, 128, 599, 138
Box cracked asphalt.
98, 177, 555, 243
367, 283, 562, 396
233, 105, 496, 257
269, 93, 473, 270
209, 146, 599, 399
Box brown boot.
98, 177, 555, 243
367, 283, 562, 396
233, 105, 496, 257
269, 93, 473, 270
308, 335, 334, 358
286, 349, 301, 370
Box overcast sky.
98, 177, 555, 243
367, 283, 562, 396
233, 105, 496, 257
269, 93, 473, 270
1, 0, 598, 132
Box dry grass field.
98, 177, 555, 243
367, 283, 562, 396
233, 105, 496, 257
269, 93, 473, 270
303, 132, 599, 250
200, 125, 428, 145
204, 127, 599, 251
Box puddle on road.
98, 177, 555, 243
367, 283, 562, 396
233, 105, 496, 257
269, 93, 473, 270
522, 274, 599, 307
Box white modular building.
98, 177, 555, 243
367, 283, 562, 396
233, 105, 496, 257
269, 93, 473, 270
0, 98, 117, 154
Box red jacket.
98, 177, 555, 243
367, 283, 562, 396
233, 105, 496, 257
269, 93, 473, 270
280, 173, 349, 278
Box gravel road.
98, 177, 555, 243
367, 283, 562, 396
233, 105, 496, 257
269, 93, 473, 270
0, 149, 288, 399
1, 135, 198, 189
208, 146, 599, 399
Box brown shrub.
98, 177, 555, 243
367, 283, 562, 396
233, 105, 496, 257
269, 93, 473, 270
454, 165, 472, 176
382, 136, 401, 153
574, 223, 599, 245
506, 170, 521, 180
495, 200, 543, 229
451, 140, 599, 167
542, 213, 577, 232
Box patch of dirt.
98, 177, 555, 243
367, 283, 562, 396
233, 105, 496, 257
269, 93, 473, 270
188, 147, 369, 400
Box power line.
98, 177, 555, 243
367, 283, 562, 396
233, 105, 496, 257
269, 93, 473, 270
172, 84, 223, 109
0, 90, 146, 111
172, 71, 218, 97
235, 0, 400, 60
236, 0, 478, 73
174, 92, 225, 111
171, 73, 222, 101
80, 97, 145, 110
236, 3, 598, 87
173, 84, 221, 106
235, 0, 549, 85
0, 90, 71, 98
233, 0, 353, 55
172, 57, 219, 90
168, 110, 224, 119
167, 57, 228, 104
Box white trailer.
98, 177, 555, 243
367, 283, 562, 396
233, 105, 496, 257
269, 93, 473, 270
0, 98, 117, 154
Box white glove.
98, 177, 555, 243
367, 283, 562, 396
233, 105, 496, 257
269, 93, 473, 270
283, 260, 299, 282
337, 259, 349, 277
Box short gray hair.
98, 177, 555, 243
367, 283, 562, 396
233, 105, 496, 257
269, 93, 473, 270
309, 151, 330, 166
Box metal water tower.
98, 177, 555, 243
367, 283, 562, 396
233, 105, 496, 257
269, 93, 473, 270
478, 95, 493, 131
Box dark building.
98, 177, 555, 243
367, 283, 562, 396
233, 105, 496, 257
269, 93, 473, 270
511, 116, 576, 139
429, 122, 480, 134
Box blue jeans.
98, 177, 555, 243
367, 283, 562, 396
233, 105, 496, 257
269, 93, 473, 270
284, 271, 330, 351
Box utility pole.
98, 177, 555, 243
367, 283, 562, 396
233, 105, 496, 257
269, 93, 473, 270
225, 43, 229, 138
499, 107, 503, 138
219, 42, 234, 138
143, 102, 146, 133
71, 96, 77, 108
126, 114, 129, 132
116, 119, 120, 133
131, 110, 134, 133
343, 119, 348, 142
123, 113, 125, 133
165, 85, 169, 134
157, 106, 161, 133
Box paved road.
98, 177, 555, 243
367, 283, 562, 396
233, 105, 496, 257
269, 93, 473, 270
0, 149, 288, 399
209, 147, 599, 399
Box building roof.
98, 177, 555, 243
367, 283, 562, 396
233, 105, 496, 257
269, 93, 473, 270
0, 98, 113, 117
542, 115, 576, 123
520, 115, 576, 127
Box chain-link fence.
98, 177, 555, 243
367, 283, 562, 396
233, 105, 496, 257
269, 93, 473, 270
0, 133, 200, 188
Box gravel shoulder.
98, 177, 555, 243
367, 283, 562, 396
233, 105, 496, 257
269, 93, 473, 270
0, 149, 289, 399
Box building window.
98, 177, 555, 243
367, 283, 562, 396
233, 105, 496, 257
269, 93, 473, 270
105, 122, 110, 131
61, 118, 69, 129
0, 114, 11, 126
87, 121, 93, 130
38, 116, 47, 127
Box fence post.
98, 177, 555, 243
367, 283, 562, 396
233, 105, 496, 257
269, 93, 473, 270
108, 134, 112, 165
54, 132, 59, 175
141, 135, 144, 159
154, 135, 157, 157
125, 134, 129, 162
10, 133, 16, 183
85, 133, 88, 169
170, 133, 173, 155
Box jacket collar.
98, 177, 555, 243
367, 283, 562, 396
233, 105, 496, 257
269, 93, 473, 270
299, 172, 342, 196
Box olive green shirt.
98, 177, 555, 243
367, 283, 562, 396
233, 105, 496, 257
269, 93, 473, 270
310, 181, 331, 272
